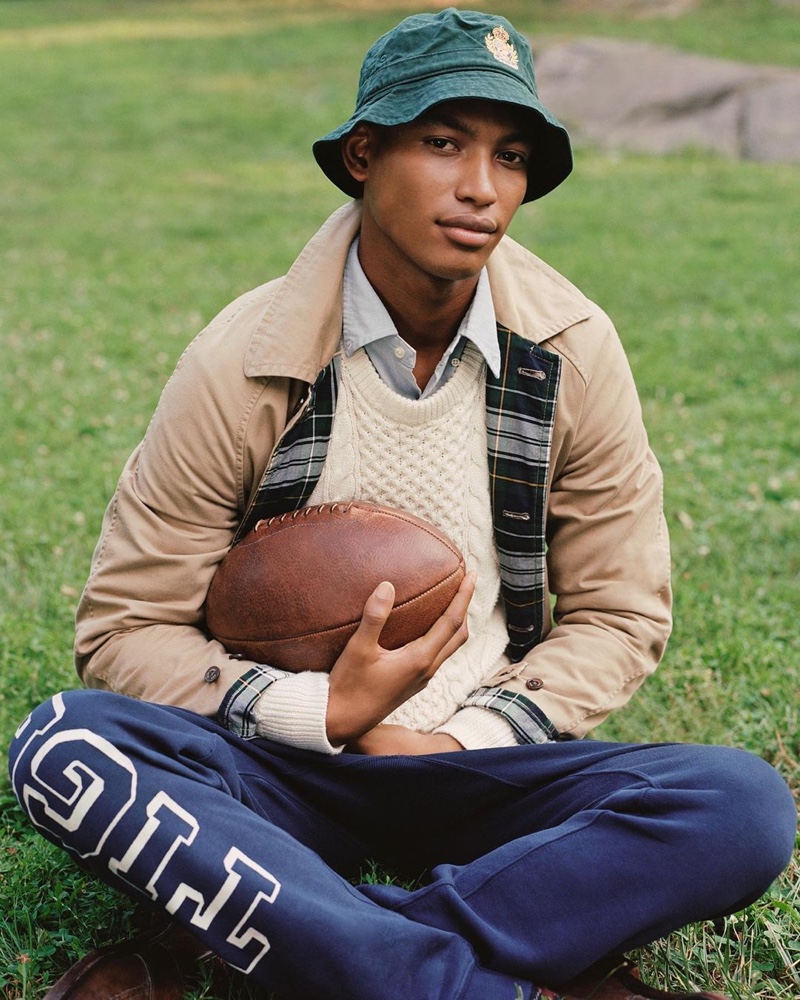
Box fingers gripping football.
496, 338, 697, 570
325, 572, 476, 747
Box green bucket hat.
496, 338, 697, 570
313, 7, 572, 204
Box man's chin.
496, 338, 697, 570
423, 249, 491, 284
429, 262, 488, 284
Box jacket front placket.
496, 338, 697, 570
487, 327, 561, 660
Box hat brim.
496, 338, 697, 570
313, 70, 572, 204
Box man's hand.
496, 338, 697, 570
346, 724, 463, 755
325, 571, 476, 747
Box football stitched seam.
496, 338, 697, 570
246, 501, 461, 559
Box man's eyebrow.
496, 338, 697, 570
415, 111, 531, 146
499, 128, 532, 147
415, 111, 476, 136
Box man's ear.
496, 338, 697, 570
342, 125, 371, 184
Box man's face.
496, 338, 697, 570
346, 99, 532, 288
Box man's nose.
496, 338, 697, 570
456, 153, 497, 206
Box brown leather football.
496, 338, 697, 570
205, 501, 466, 672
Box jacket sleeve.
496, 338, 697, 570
492, 313, 672, 738
74, 296, 291, 716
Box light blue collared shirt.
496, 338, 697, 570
342, 238, 501, 400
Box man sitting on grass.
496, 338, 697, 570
9, 9, 796, 1000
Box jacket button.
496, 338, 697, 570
204, 666, 221, 683
525, 677, 544, 691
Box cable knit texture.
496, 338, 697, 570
255, 343, 514, 750
314, 345, 509, 725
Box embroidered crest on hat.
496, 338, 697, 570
484, 25, 519, 69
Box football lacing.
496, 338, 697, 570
254, 501, 356, 532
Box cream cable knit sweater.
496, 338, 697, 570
255, 344, 515, 752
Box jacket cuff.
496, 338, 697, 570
434, 706, 517, 749
218, 665, 342, 754
462, 686, 559, 744
218, 664, 291, 738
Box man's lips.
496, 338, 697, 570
437, 215, 498, 249
438, 214, 497, 234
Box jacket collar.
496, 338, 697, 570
244, 201, 594, 382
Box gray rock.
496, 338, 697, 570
535, 37, 800, 162
742, 78, 800, 161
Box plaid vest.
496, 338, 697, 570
236, 326, 561, 662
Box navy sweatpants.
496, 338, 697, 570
8, 690, 797, 1000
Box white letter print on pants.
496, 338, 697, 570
12, 693, 280, 974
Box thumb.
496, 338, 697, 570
355, 580, 395, 644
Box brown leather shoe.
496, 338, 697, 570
543, 956, 730, 1000
43, 923, 210, 1000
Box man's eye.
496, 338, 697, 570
499, 150, 527, 165
427, 137, 455, 150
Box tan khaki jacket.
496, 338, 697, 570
76, 202, 671, 738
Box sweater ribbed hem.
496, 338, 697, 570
434, 706, 517, 750
254, 672, 343, 755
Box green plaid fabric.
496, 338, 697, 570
462, 686, 558, 744
234, 358, 340, 543
220, 665, 293, 739
486, 326, 561, 660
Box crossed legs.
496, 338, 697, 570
9, 690, 796, 1000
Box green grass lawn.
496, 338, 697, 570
1, 1, 798, 997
